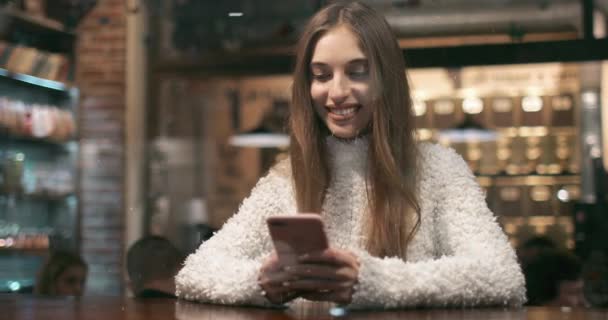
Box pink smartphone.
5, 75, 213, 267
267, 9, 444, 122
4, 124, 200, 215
266, 214, 329, 265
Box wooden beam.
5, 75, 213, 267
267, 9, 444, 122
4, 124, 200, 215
397, 32, 579, 49
153, 39, 608, 75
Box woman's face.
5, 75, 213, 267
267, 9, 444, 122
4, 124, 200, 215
309, 26, 374, 139
54, 265, 87, 296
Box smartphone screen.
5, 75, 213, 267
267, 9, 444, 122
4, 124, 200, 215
267, 214, 329, 265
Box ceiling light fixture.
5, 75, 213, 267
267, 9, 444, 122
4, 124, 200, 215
229, 99, 290, 148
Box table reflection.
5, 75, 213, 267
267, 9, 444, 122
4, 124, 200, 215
2, 294, 605, 320
175, 299, 535, 320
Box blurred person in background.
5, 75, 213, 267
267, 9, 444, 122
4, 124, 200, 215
524, 248, 589, 307
127, 236, 184, 298
35, 250, 87, 297
517, 235, 557, 268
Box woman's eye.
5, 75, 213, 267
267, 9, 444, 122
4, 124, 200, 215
349, 69, 368, 78
312, 73, 331, 81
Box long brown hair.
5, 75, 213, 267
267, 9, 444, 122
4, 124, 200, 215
289, 1, 420, 259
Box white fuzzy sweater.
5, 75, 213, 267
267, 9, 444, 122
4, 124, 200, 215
176, 137, 526, 309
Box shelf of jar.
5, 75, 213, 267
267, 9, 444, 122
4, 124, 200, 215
0, 67, 75, 93
0, 234, 50, 255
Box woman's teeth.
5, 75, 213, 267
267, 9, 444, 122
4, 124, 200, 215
332, 107, 357, 116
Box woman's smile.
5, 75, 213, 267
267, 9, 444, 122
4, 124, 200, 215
326, 104, 362, 120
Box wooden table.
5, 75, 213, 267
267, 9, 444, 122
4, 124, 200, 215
1, 294, 607, 320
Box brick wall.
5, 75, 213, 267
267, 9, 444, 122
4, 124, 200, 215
76, 0, 126, 295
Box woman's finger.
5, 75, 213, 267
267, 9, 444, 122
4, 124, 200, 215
263, 288, 299, 305
259, 252, 283, 272
285, 264, 356, 281
298, 248, 359, 267
284, 278, 355, 292
258, 271, 294, 288
258, 269, 299, 305
300, 288, 354, 304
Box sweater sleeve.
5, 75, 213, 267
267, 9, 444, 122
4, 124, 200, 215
349, 145, 526, 309
175, 170, 291, 307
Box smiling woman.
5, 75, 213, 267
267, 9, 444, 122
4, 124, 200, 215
176, 1, 526, 309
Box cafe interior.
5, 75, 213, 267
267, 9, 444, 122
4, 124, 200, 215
1, 0, 608, 318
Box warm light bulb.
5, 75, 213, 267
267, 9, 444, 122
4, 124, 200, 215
462, 97, 483, 114
522, 96, 543, 112
582, 91, 598, 106
413, 99, 427, 116
557, 188, 570, 202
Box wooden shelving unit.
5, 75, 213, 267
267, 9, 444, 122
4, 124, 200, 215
0, 4, 90, 292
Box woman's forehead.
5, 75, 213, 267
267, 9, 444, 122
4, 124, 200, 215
311, 26, 367, 64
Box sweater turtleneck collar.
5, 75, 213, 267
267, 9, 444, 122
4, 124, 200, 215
326, 135, 369, 176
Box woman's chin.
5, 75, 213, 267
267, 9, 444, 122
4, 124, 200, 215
327, 123, 370, 140
329, 128, 358, 140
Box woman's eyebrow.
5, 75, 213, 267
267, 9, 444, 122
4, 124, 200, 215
347, 58, 368, 66
310, 62, 328, 68
310, 58, 368, 67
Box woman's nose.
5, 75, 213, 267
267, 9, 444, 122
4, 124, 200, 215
328, 75, 349, 104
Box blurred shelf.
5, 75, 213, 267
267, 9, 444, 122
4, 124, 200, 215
0, 8, 75, 53
0, 191, 75, 202
476, 174, 580, 186
0, 132, 77, 148
476, 173, 581, 178
0, 67, 75, 93
0, 247, 48, 255
0, 9, 72, 35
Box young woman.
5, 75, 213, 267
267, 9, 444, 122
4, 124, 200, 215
176, 1, 525, 309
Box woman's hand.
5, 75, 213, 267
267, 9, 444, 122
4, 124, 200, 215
258, 252, 299, 305
284, 248, 360, 305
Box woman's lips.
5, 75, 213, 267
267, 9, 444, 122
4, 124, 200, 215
326, 105, 361, 121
